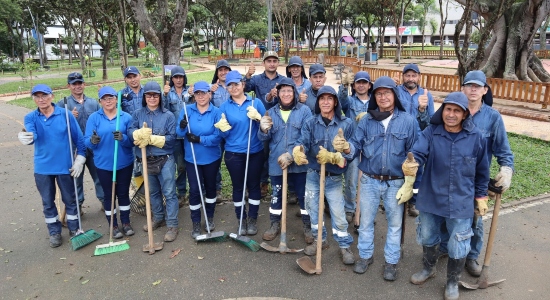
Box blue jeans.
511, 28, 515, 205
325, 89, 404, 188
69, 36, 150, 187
269, 172, 309, 224
173, 139, 187, 197
305, 169, 353, 248
186, 159, 221, 223
148, 155, 179, 227
96, 164, 133, 226
357, 175, 404, 264
439, 215, 483, 260
76, 148, 105, 205
225, 151, 263, 220
343, 156, 359, 213
416, 212, 473, 259
34, 174, 79, 234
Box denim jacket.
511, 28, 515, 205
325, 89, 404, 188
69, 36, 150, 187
396, 85, 434, 131
472, 103, 514, 169
163, 86, 191, 119
211, 84, 230, 107
119, 85, 144, 115
351, 109, 417, 177
412, 119, 490, 219
258, 103, 312, 176
244, 72, 285, 110
128, 106, 176, 157
337, 84, 369, 126
56, 94, 101, 133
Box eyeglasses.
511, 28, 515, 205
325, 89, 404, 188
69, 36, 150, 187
68, 73, 83, 81
101, 96, 116, 102
227, 82, 241, 90
375, 91, 393, 98
194, 91, 209, 96
145, 94, 160, 99
32, 94, 51, 101
279, 89, 294, 94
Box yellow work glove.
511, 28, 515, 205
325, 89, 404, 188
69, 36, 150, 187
292, 145, 308, 165
132, 126, 152, 142
316, 146, 345, 168
134, 138, 149, 149
246, 105, 261, 121
396, 176, 415, 205
402, 152, 419, 176
149, 135, 165, 148
260, 111, 273, 133
355, 112, 367, 122
475, 197, 489, 216
332, 128, 350, 152
214, 113, 232, 132
277, 152, 294, 170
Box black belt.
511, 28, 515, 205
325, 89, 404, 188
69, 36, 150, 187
365, 174, 403, 181
313, 169, 340, 177
137, 155, 168, 162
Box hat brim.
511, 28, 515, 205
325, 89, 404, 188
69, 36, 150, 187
463, 80, 486, 86
263, 55, 278, 61
125, 72, 140, 77
68, 79, 84, 84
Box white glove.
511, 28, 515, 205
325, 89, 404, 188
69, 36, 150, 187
70, 155, 86, 177
494, 165, 513, 192
246, 106, 262, 121
18, 130, 34, 145
260, 111, 273, 133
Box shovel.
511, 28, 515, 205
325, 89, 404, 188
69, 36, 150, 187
261, 168, 303, 253
353, 170, 362, 233
140, 122, 164, 254
296, 163, 326, 274
459, 179, 505, 289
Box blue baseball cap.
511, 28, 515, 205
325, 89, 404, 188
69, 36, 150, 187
309, 64, 326, 76
354, 71, 371, 83
31, 84, 52, 95
170, 66, 186, 77
430, 92, 470, 125
193, 81, 210, 93
463, 70, 487, 87
67, 72, 84, 84
98, 86, 117, 99
216, 60, 231, 70
403, 63, 420, 74
123, 66, 140, 77
225, 70, 243, 85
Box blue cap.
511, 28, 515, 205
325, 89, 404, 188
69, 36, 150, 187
170, 66, 186, 77
31, 84, 52, 95
67, 72, 84, 84
143, 81, 161, 94
317, 85, 337, 98
463, 70, 487, 87
354, 71, 371, 83
123, 66, 140, 77
216, 60, 231, 70
193, 81, 210, 92
288, 56, 304, 67
98, 86, 117, 99
443, 92, 469, 111
225, 70, 243, 85
403, 63, 420, 74
309, 64, 326, 76
372, 76, 397, 91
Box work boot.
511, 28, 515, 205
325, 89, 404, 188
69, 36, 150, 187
49, 234, 62, 248
112, 226, 124, 239
122, 223, 135, 236
164, 227, 179, 242
353, 257, 374, 274
303, 224, 314, 244
287, 191, 298, 204
304, 240, 329, 256
262, 221, 280, 241
408, 203, 419, 217
178, 194, 188, 208
237, 218, 247, 236
465, 258, 482, 277
191, 222, 201, 239
142, 219, 166, 232
340, 247, 355, 265
261, 183, 269, 198
445, 258, 466, 300
247, 217, 258, 235
345, 212, 354, 223
383, 262, 398, 281
205, 218, 215, 231
411, 245, 439, 284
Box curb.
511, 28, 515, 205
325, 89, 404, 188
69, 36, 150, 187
488, 192, 550, 214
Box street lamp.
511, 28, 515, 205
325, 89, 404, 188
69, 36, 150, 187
267, 0, 272, 51
26, 6, 43, 68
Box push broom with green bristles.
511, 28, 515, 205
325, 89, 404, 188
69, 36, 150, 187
94, 91, 129, 255
64, 97, 103, 250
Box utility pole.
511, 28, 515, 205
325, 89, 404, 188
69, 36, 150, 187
26, 6, 43, 68
267, 0, 272, 51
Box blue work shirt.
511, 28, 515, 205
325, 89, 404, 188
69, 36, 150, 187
218, 94, 266, 154
56, 94, 101, 133
176, 103, 222, 165
337, 84, 369, 125
244, 72, 285, 110
294, 77, 312, 93
258, 103, 312, 176
351, 109, 417, 177
211, 84, 230, 108
412, 120, 490, 219
163, 86, 191, 119
297, 114, 355, 175
119, 85, 144, 116
302, 86, 319, 114
396, 85, 435, 131
472, 103, 514, 169
24, 104, 86, 175
128, 106, 176, 158
84, 109, 134, 171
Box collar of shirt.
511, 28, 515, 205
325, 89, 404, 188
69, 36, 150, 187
37, 103, 60, 116
228, 94, 253, 105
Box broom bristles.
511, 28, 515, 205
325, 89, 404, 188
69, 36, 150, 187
94, 240, 130, 256
229, 233, 261, 252
71, 229, 103, 251
196, 231, 228, 243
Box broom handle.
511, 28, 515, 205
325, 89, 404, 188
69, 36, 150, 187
316, 163, 326, 274
141, 122, 155, 252
483, 192, 502, 267
238, 98, 254, 235
108, 92, 122, 242
64, 97, 83, 232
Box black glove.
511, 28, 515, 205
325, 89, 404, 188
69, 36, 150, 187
179, 118, 188, 129
91, 130, 101, 144
186, 132, 200, 143
113, 130, 123, 141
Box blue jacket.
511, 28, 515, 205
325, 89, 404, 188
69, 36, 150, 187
84, 109, 134, 171
396, 85, 434, 131
244, 72, 285, 110
337, 84, 369, 125
412, 119, 490, 219
302, 86, 319, 114
56, 95, 101, 133
219, 94, 266, 154
176, 103, 222, 165
24, 104, 86, 175
258, 103, 312, 176
472, 103, 514, 169
119, 85, 144, 115
295, 77, 312, 94
211, 84, 230, 108
128, 106, 176, 157
163, 86, 191, 119
351, 109, 417, 177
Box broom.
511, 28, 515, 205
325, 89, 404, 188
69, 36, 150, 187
229, 99, 261, 251
64, 97, 102, 250
95, 91, 130, 255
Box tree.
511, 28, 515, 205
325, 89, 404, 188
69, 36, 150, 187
438, 0, 449, 59
385, 0, 413, 63
540, 17, 549, 51
301, 0, 327, 50
272, 0, 307, 60
0, 0, 22, 59
416, 0, 438, 50
235, 21, 267, 53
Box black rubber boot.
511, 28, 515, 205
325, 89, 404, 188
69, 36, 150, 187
411, 245, 439, 284
445, 257, 466, 300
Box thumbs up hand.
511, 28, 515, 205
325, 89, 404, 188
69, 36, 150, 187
72, 107, 79, 118
90, 130, 101, 145
246, 105, 262, 121
210, 79, 219, 93
214, 113, 232, 132
246, 61, 256, 78
163, 80, 170, 95
418, 89, 429, 112
332, 128, 350, 153
299, 89, 307, 103
260, 111, 273, 133
267, 83, 278, 102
